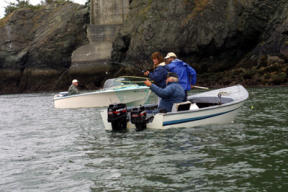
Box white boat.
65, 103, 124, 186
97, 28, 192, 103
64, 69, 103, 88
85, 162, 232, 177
101, 84, 249, 130
54, 77, 151, 108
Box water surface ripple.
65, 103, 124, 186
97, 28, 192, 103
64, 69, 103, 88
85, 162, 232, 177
0, 87, 287, 191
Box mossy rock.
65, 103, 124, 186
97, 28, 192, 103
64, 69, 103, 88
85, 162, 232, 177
243, 68, 257, 79
270, 72, 287, 84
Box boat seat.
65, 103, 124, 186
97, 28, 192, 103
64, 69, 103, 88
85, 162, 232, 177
171, 101, 194, 112
172, 101, 200, 112
189, 103, 199, 110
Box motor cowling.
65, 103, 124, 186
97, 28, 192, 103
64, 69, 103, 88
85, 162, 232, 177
107, 103, 127, 131
130, 106, 147, 131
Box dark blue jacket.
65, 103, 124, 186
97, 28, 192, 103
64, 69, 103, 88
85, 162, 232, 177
148, 65, 168, 88
166, 59, 197, 91
150, 82, 185, 112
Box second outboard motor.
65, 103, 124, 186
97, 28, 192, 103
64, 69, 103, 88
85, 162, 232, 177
107, 103, 127, 131
130, 106, 148, 131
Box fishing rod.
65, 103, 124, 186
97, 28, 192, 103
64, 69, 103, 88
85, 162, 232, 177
119, 76, 148, 79
116, 76, 154, 84
111, 61, 153, 73
110, 61, 131, 67
193, 85, 209, 90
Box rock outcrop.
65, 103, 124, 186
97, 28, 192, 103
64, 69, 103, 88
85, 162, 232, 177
1, 0, 288, 94
111, 0, 288, 86
0, 2, 89, 93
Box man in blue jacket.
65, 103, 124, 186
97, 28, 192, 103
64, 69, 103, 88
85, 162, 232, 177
164, 52, 197, 100
144, 72, 185, 112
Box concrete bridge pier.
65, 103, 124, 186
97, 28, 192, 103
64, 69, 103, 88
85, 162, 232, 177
70, 0, 129, 83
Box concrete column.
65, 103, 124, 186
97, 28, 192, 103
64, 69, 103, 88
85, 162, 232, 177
92, 0, 129, 25
70, 0, 129, 77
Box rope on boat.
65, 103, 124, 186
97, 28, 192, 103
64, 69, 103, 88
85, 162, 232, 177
193, 86, 209, 90
120, 80, 149, 83
119, 76, 148, 79
116, 76, 154, 83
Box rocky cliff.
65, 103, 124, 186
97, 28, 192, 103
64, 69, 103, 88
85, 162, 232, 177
111, 0, 288, 87
0, 2, 89, 93
1, 0, 288, 94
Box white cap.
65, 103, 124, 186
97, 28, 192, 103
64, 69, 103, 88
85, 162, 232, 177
164, 52, 177, 59
72, 79, 78, 83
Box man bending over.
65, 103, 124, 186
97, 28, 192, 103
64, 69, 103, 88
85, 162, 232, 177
144, 72, 185, 112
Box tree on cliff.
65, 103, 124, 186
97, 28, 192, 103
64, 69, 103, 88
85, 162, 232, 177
4, 0, 74, 17
44, 0, 72, 4
4, 0, 38, 16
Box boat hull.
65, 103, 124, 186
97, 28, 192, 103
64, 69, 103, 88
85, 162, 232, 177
101, 101, 244, 130
54, 87, 151, 109
151, 101, 243, 129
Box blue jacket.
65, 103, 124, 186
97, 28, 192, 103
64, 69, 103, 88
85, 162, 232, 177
165, 59, 197, 91
150, 82, 185, 112
148, 64, 168, 88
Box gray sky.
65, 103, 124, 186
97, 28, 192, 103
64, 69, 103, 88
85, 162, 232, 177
0, 0, 87, 18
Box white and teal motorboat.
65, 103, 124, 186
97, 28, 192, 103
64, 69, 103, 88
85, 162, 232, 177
101, 84, 249, 130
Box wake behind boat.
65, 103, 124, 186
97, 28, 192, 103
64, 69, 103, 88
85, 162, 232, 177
54, 77, 151, 109
101, 84, 249, 130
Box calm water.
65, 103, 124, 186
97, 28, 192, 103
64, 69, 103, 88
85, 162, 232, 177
0, 87, 287, 192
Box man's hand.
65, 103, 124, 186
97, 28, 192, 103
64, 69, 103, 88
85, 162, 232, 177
144, 79, 152, 87
144, 71, 150, 76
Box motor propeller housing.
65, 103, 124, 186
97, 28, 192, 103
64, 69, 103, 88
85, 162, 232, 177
130, 106, 148, 131
107, 103, 128, 131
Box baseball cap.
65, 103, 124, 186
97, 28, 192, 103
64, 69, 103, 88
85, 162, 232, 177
164, 52, 177, 59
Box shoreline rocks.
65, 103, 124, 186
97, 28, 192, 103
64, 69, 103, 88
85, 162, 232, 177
110, 0, 288, 87
0, 2, 89, 94
0, 0, 288, 94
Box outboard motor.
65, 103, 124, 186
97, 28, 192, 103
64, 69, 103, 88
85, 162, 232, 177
130, 106, 148, 131
107, 103, 127, 131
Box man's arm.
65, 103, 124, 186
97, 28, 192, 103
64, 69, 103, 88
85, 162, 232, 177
187, 66, 197, 85
144, 79, 174, 98
148, 67, 166, 83
150, 84, 174, 99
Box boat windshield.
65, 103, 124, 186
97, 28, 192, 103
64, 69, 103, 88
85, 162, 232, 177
103, 77, 146, 89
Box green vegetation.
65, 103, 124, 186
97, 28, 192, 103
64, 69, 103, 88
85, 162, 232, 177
44, 0, 72, 4
5, 0, 40, 16
4, 0, 73, 17
0, 13, 13, 27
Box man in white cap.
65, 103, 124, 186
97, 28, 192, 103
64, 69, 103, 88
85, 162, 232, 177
164, 52, 197, 100
68, 79, 79, 95
164, 52, 177, 63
